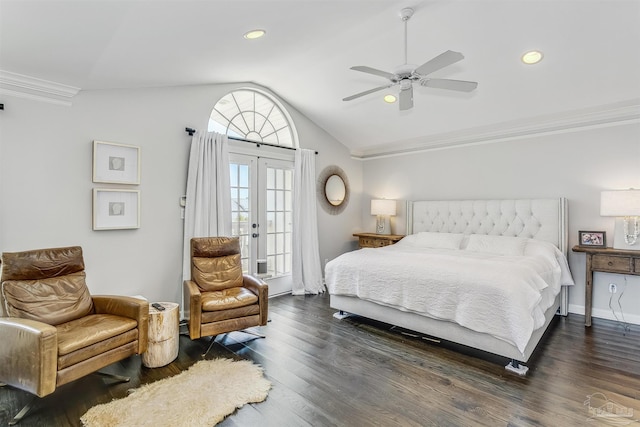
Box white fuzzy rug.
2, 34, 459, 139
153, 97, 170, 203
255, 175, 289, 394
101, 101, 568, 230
81, 358, 271, 427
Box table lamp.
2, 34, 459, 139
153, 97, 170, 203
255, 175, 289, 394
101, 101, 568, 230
600, 189, 640, 250
371, 199, 396, 235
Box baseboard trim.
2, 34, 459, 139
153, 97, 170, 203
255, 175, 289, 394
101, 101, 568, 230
568, 304, 640, 326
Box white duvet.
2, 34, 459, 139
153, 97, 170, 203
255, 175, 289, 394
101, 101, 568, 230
325, 236, 574, 353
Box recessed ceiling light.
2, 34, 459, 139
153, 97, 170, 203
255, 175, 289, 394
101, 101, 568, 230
521, 50, 543, 65
244, 29, 266, 40
384, 94, 397, 103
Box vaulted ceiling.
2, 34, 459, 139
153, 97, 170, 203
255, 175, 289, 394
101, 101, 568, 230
1, 0, 639, 158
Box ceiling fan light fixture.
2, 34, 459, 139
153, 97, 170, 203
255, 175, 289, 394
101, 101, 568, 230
243, 29, 266, 40
521, 50, 543, 65
342, 8, 477, 110
384, 94, 397, 103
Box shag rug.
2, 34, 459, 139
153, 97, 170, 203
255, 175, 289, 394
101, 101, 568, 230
81, 358, 271, 427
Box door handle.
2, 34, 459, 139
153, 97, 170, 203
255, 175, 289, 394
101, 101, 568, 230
252, 233, 259, 238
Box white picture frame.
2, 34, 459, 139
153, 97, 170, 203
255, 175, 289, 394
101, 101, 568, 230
93, 140, 140, 184
93, 189, 140, 230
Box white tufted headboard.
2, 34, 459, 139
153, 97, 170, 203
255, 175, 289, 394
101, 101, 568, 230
407, 198, 568, 254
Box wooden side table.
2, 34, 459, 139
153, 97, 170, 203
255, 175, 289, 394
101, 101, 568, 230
572, 245, 640, 326
142, 302, 179, 368
353, 232, 404, 249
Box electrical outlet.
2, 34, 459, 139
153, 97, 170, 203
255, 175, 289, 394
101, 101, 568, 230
609, 283, 617, 293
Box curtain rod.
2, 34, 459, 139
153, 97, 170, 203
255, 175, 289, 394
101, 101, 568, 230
185, 127, 318, 155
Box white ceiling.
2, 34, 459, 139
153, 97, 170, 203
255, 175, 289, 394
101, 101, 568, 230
1, 0, 639, 157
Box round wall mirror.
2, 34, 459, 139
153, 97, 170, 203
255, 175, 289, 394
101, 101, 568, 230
325, 175, 346, 206
317, 165, 350, 215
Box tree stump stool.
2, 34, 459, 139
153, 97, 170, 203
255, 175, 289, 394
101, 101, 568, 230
142, 302, 179, 368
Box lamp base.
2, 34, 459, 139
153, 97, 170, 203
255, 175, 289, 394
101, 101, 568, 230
376, 216, 391, 235
612, 218, 640, 250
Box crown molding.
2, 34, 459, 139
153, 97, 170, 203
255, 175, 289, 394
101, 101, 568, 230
351, 99, 640, 160
0, 70, 81, 106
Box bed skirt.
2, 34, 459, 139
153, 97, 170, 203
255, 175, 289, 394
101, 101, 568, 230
330, 288, 565, 363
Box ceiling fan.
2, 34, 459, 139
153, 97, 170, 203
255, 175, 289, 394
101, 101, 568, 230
343, 7, 478, 111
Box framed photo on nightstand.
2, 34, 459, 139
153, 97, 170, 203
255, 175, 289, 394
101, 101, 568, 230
578, 230, 606, 248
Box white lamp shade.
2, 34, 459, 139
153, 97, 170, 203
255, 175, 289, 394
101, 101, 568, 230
371, 199, 396, 216
600, 190, 640, 216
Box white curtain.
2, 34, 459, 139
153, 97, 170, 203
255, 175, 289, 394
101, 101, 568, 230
292, 148, 324, 295
182, 131, 232, 282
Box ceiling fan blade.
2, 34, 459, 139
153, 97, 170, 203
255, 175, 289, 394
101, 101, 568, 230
421, 78, 478, 92
399, 86, 413, 111
350, 66, 396, 80
415, 50, 464, 76
343, 84, 393, 102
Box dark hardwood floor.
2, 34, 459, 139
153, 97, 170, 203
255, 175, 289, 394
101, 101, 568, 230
1, 293, 639, 426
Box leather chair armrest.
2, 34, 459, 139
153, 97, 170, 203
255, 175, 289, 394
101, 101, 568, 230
184, 280, 202, 339
0, 318, 58, 397
92, 296, 149, 354
242, 275, 268, 326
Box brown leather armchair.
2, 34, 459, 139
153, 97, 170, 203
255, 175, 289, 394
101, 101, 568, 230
183, 237, 268, 350
0, 246, 149, 425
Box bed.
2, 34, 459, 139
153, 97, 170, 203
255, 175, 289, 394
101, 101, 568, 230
325, 198, 573, 374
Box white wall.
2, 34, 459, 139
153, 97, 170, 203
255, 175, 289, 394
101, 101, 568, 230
2, 82, 636, 324
360, 123, 640, 324
0, 82, 362, 304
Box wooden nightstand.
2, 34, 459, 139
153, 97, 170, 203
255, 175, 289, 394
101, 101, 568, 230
572, 245, 640, 326
353, 232, 404, 249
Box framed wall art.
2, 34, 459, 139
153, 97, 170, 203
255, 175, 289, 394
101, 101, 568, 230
578, 230, 606, 248
93, 189, 140, 230
93, 140, 140, 184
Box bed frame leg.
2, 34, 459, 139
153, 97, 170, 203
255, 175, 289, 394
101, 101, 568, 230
333, 310, 350, 320
505, 359, 529, 376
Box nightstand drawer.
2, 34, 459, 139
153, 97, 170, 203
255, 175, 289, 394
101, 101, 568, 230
353, 233, 404, 249
360, 237, 392, 248
592, 254, 632, 273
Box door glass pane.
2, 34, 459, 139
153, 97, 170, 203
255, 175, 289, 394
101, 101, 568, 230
266, 211, 276, 233
239, 165, 249, 187
267, 233, 275, 254
230, 161, 251, 273
230, 164, 238, 186
266, 190, 275, 211
267, 168, 275, 188
285, 212, 292, 233
265, 166, 293, 278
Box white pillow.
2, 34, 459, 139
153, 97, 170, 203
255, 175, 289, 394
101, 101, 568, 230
525, 239, 575, 286
465, 234, 527, 256
399, 232, 465, 250
524, 239, 557, 260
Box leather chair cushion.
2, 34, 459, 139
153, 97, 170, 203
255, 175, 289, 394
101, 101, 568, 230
2, 272, 94, 325
201, 287, 258, 311
0, 246, 85, 281
56, 314, 138, 356
191, 237, 239, 258
192, 254, 243, 292
201, 304, 260, 323
58, 329, 139, 370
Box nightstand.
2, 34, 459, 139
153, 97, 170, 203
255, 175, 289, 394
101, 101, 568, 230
572, 245, 640, 326
353, 232, 404, 249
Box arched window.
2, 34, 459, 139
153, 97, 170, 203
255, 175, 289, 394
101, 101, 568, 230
208, 88, 297, 296
209, 88, 297, 147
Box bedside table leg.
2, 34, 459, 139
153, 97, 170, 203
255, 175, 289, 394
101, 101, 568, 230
585, 254, 593, 327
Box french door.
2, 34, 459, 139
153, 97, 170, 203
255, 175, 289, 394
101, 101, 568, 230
229, 153, 293, 296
